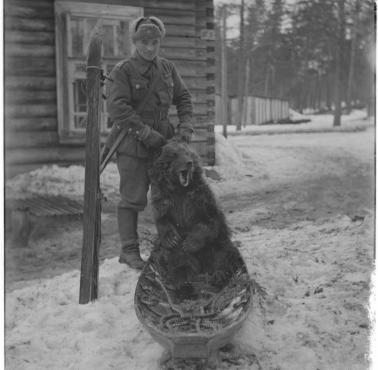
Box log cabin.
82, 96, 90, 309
4, 0, 216, 178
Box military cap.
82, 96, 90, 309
130, 16, 166, 42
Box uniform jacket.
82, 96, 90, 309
106, 51, 193, 158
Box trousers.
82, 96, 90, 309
117, 153, 150, 211
116, 153, 151, 247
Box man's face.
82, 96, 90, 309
135, 38, 161, 61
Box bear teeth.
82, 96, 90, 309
180, 171, 190, 187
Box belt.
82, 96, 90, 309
141, 109, 168, 120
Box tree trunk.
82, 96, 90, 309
242, 58, 250, 127
264, 64, 270, 97
333, 0, 345, 127
220, 6, 228, 138
326, 73, 332, 111
333, 47, 342, 126
236, 0, 245, 131
346, 0, 360, 114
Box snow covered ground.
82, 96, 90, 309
5, 162, 120, 200
4, 111, 376, 370
5, 218, 374, 369
214, 109, 372, 135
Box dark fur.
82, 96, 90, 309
149, 140, 243, 293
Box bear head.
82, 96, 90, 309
151, 140, 202, 190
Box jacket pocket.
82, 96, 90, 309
130, 78, 148, 103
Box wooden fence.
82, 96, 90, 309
215, 95, 290, 125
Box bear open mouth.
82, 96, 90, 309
179, 170, 191, 187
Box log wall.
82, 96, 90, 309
5, 0, 58, 178
4, 0, 215, 178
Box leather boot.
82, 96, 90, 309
117, 207, 145, 270
119, 243, 145, 270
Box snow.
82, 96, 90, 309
370, 268, 378, 369
5, 112, 376, 369
5, 216, 374, 369
215, 109, 373, 136
5, 163, 120, 200
6, 261, 162, 370
235, 215, 373, 370
209, 132, 260, 182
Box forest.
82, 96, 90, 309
214, 0, 375, 127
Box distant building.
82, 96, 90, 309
5, 0, 216, 177
216, 95, 290, 126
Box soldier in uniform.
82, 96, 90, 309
102, 16, 193, 270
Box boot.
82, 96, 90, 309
117, 207, 145, 270
119, 243, 145, 270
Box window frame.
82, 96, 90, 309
55, 1, 143, 144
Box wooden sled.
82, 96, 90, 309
134, 250, 252, 366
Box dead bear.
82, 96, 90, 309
149, 140, 244, 298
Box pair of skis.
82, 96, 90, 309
79, 29, 103, 304
79, 26, 133, 303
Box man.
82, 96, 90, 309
103, 16, 193, 270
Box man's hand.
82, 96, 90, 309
174, 126, 193, 143
145, 129, 166, 149
138, 126, 166, 149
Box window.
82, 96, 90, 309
55, 2, 143, 143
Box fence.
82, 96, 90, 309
215, 95, 290, 125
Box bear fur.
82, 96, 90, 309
149, 140, 244, 295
